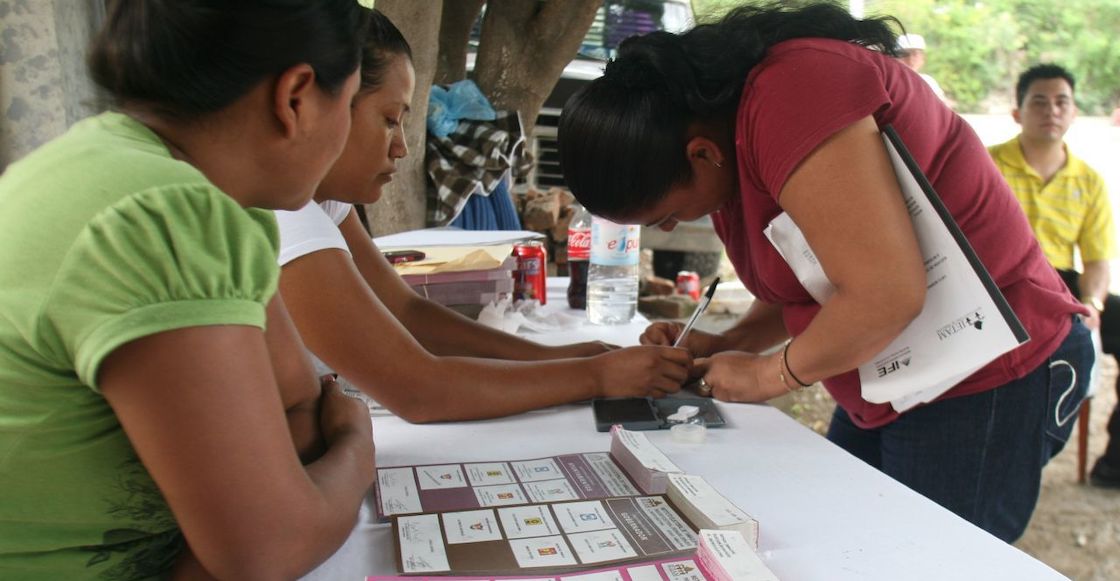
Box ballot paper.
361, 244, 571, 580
389, 496, 697, 576
763, 127, 1029, 412
368, 529, 774, 581
375, 428, 678, 521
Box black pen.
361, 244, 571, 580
673, 277, 720, 348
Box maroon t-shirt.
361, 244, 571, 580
713, 38, 1083, 428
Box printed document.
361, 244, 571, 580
764, 127, 1029, 411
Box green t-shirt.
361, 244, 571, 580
0, 112, 280, 580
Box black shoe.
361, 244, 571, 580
1089, 457, 1120, 489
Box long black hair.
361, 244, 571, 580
558, 2, 900, 218
360, 9, 413, 93
88, 0, 369, 119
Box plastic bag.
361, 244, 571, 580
427, 80, 497, 138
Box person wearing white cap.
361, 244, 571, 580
897, 33, 950, 104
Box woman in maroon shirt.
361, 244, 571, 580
558, 3, 1091, 543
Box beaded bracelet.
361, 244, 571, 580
781, 340, 813, 391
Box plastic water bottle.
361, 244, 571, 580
566, 204, 592, 309
588, 216, 641, 325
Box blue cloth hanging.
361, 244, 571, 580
450, 178, 522, 231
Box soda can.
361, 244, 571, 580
513, 241, 548, 305
676, 270, 701, 300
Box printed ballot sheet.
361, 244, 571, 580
764, 126, 1029, 411
378, 454, 641, 520
390, 496, 699, 576
377, 429, 673, 521
374, 529, 772, 580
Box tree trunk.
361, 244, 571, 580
0, 0, 106, 170
434, 0, 485, 85
473, 0, 602, 140
364, 0, 442, 236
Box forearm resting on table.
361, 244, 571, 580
365, 354, 599, 422
341, 210, 567, 361
395, 293, 566, 360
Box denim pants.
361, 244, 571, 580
827, 317, 1093, 543
1059, 269, 1120, 464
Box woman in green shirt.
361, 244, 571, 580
0, 1, 373, 579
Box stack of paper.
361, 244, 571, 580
393, 246, 516, 310
667, 474, 759, 548
697, 529, 779, 581
406, 256, 516, 306
608, 426, 684, 495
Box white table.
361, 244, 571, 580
303, 279, 1066, 581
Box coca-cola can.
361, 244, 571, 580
513, 241, 548, 305
676, 270, 701, 300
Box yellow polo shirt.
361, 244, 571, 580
989, 137, 1116, 270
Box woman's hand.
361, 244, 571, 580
640, 322, 725, 357
590, 345, 692, 398
318, 377, 373, 446
694, 351, 787, 403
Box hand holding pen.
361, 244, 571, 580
672, 277, 720, 348
672, 278, 720, 395
638, 277, 722, 362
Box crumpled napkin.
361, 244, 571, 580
477, 297, 583, 334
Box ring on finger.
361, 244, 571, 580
697, 378, 713, 395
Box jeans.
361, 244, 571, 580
1059, 269, 1120, 466
827, 316, 1093, 543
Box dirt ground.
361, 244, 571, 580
769, 356, 1120, 580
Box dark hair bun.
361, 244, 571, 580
603, 52, 665, 92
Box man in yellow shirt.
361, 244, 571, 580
989, 63, 1120, 488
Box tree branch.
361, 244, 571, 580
474, 0, 601, 137
434, 0, 485, 85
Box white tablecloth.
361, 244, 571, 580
303, 278, 1066, 581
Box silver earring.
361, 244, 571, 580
714, 160, 724, 168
